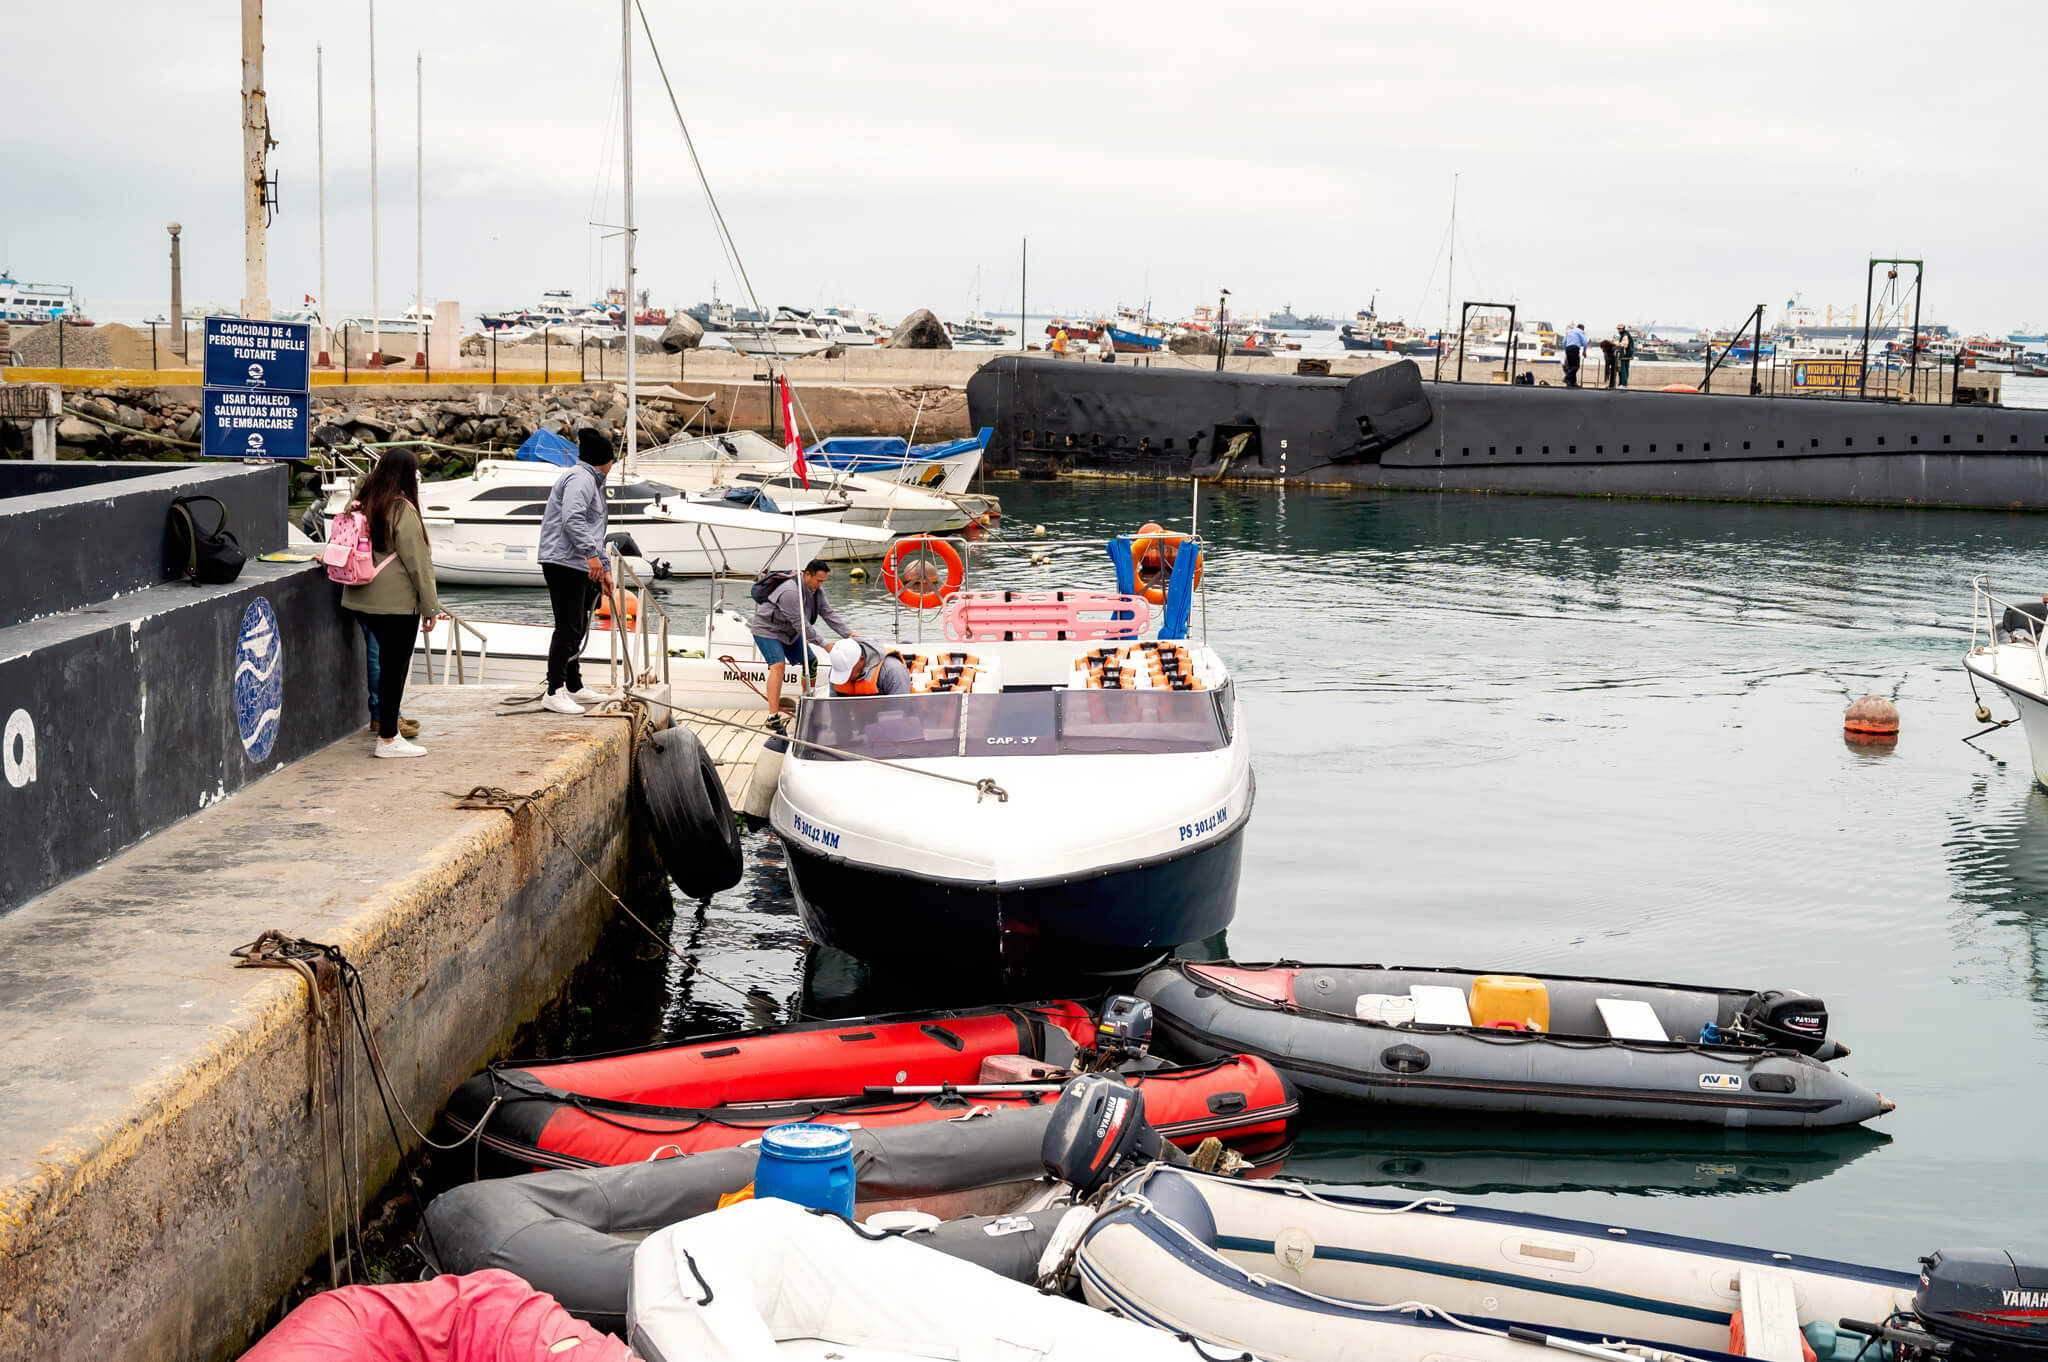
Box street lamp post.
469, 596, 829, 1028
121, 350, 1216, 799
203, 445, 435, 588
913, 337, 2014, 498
167, 222, 184, 358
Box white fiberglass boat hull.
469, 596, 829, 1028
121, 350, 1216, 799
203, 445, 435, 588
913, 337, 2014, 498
1966, 643, 2048, 786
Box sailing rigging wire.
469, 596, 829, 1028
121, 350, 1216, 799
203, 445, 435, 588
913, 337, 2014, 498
634, 0, 767, 327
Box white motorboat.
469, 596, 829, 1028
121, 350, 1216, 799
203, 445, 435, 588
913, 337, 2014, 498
637, 429, 978, 539
815, 306, 891, 347
1067, 1163, 1930, 1362
1965, 575, 2048, 786
811, 428, 988, 496
311, 453, 897, 586
771, 532, 1250, 976
722, 316, 837, 358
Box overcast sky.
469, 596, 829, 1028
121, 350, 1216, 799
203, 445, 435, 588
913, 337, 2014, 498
8, 1, 2045, 333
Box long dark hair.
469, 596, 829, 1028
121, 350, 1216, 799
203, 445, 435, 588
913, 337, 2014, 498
355, 447, 423, 554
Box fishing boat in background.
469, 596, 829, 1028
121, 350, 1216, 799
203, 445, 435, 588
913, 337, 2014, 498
1102, 306, 1167, 353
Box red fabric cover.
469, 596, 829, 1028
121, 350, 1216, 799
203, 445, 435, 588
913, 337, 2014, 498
242, 1270, 636, 1362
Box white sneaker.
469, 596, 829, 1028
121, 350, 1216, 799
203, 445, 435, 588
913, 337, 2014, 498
374, 735, 428, 759
542, 692, 585, 715
565, 687, 606, 705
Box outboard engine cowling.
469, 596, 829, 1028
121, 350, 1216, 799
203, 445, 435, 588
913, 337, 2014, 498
1741, 989, 1830, 1055
1093, 995, 1153, 1065
1914, 1249, 2048, 1362
1040, 1074, 1162, 1198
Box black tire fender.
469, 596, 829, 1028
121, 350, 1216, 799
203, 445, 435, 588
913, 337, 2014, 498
635, 726, 744, 899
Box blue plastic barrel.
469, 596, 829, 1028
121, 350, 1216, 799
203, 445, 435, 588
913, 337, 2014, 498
754, 1123, 855, 1217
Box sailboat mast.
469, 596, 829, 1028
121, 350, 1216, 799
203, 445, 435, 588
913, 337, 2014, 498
316, 43, 329, 365
414, 52, 425, 368
621, 0, 638, 465
1443, 173, 1458, 353
367, 0, 381, 364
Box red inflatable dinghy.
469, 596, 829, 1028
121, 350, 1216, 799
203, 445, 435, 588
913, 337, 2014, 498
242, 1269, 632, 1362
446, 1000, 1296, 1170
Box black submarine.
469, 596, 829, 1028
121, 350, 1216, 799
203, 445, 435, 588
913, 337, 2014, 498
963, 356, 2048, 508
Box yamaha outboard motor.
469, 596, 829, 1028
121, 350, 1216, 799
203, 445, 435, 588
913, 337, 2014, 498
1909, 1249, 2048, 1362
1738, 989, 1831, 1056
1090, 995, 1153, 1068
1040, 1074, 1166, 1198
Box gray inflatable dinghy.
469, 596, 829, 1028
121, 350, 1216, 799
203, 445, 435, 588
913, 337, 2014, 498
421, 1105, 1071, 1332
1139, 961, 1891, 1128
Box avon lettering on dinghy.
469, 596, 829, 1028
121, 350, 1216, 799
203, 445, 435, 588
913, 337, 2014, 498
1698, 1073, 1744, 1092
1180, 806, 1228, 843
791, 813, 841, 850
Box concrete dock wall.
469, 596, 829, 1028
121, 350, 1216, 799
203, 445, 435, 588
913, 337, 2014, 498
0, 561, 365, 914
0, 691, 641, 1361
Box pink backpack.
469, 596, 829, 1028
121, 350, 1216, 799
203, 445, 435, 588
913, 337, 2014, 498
322, 501, 400, 586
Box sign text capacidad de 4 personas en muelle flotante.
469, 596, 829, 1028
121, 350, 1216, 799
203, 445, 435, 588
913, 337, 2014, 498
201, 317, 311, 460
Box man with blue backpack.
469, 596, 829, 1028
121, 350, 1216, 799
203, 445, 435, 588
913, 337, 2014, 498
750, 559, 857, 731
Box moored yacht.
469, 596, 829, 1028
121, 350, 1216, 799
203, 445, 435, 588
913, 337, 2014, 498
636, 429, 979, 539
1965, 575, 2048, 787
771, 531, 1250, 975
309, 445, 897, 585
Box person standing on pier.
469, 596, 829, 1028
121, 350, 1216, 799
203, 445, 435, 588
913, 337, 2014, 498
341, 448, 440, 759
1616, 323, 1636, 387
538, 428, 618, 716
1599, 335, 1619, 388
1562, 322, 1587, 387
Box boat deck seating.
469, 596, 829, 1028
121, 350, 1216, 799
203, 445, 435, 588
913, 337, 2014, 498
1225, 966, 1755, 1042
1735, 1266, 1807, 1362
943, 590, 1150, 643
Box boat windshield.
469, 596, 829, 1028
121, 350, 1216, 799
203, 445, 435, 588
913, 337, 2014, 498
797, 694, 964, 761
797, 684, 1230, 761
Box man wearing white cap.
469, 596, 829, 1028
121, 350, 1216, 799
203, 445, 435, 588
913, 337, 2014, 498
828, 638, 913, 697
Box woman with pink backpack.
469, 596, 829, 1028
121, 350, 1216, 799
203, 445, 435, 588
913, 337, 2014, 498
333, 448, 440, 758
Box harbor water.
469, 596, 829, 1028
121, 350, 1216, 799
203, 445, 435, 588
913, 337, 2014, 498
445, 477, 2048, 1269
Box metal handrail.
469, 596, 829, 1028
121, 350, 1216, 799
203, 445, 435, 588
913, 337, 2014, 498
422, 609, 489, 686
607, 547, 673, 691
1970, 574, 2048, 695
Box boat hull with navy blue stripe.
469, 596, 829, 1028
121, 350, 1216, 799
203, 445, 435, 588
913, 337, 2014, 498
1073, 1164, 1917, 1362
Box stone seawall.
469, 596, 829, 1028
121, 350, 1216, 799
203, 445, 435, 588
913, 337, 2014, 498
0, 691, 644, 1361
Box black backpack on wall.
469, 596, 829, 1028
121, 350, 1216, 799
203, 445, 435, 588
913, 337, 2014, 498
164, 495, 246, 586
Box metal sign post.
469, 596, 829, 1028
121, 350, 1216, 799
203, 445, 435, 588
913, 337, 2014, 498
201, 316, 312, 460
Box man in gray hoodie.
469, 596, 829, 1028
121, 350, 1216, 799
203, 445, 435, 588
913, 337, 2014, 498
537, 427, 616, 715
751, 558, 856, 727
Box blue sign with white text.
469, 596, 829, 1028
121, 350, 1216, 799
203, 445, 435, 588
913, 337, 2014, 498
202, 387, 310, 459
201, 317, 312, 392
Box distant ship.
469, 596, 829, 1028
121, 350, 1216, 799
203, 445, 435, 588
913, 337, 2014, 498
0, 273, 90, 326
1266, 303, 1335, 331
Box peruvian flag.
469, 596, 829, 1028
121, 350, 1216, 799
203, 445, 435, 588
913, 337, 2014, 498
779, 374, 809, 488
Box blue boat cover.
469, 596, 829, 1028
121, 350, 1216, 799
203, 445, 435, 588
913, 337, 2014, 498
816, 436, 908, 457
514, 428, 577, 467
1106, 537, 1137, 595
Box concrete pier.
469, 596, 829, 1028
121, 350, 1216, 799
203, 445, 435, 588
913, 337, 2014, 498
0, 690, 645, 1361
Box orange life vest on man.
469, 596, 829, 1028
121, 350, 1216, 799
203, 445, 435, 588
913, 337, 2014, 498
831, 644, 907, 697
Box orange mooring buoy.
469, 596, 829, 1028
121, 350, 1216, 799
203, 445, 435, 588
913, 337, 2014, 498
1844, 695, 1900, 742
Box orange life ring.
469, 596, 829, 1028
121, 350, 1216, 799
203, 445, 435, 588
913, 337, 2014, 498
882, 536, 965, 610
1128, 524, 1203, 605
594, 593, 639, 630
